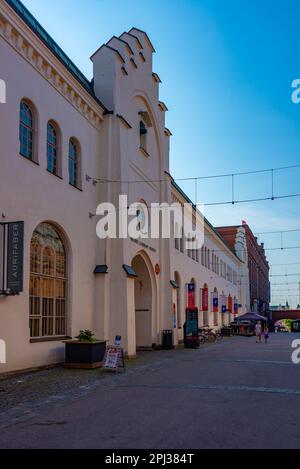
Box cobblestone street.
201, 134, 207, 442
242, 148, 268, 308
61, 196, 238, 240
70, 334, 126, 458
0, 333, 300, 449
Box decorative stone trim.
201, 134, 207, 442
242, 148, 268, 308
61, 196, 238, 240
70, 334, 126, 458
116, 114, 132, 129
164, 128, 172, 137
158, 101, 168, 112
0, 8, 104, 129
139, 51, 146, 62
152, 72, 162, 83
139, 146, 150, 158
130, 58, 138, 69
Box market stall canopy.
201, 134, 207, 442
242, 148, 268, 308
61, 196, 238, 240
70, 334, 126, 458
235, 313, 267, 322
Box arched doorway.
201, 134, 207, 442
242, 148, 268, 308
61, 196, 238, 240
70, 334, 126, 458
132, 253, 154, 349
29, 222, 67, 339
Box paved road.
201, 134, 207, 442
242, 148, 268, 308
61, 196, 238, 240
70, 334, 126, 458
0, 333, 300, 449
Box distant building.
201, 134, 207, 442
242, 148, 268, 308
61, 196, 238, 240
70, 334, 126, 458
215, 224, 269, 314
270, 302, 291, 311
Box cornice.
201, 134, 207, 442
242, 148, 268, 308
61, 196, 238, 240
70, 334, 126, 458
0, 3, 105, 129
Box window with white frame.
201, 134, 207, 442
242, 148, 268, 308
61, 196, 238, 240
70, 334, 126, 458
20, 100, 34, 160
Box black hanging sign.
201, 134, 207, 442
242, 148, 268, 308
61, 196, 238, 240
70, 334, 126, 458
6, 222, 24, 293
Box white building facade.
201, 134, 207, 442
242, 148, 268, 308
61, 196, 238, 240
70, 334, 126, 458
0, 0, 249, 374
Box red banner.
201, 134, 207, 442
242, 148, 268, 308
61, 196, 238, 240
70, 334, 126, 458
228, 296, 233, 314
202, 288, 209, 312
187, 283, 195, 308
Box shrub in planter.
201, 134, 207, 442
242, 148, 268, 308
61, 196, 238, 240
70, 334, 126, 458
64, 330, 106, 369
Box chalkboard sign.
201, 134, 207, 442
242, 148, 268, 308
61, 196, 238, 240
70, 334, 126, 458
103, 346, 125, 371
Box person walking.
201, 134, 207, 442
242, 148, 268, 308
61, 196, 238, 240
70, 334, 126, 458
264, 324, 269, 344
254, 321, 262, 343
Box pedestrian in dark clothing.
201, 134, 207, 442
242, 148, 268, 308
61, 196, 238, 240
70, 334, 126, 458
264, 324, 269, 344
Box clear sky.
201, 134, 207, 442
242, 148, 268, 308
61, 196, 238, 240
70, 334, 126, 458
21, 0, 300, 307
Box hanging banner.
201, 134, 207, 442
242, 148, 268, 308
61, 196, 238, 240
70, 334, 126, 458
228, 296, 233, 314
234, 301, 239, 315
186, 283, 195, 308
6, 222, 24, 293
212, 292, 219, 313
221, 294, 227, 313
202, 287, 209, 312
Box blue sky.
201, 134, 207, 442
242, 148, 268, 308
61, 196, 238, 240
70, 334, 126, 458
21, 0, 300, 307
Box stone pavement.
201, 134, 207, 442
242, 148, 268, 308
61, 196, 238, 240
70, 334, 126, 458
0, 333, 299, 448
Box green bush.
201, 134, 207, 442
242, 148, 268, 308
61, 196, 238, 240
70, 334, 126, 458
76, 330, 97, 343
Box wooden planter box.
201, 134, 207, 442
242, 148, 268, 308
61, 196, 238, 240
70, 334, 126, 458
64, 340, 107, 369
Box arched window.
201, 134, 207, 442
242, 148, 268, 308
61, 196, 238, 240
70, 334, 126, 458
136, 200, 149, 235
69, 138, 80, 187
47, 122, 58, 175
20, 101, 34, 159
29, 223, 67, 339
140, 120, 147, 151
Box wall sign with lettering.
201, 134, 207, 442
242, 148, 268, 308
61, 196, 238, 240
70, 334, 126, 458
1, 221, 24, 295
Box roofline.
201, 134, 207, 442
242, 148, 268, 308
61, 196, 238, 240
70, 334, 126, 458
122, 32, 144, 50
90, 43, 125, 64
129, 27, 156, 53
5, 0, 109, 113
111, 36, 134, 55
215, 225, 245, 229
216, 224, 269, 266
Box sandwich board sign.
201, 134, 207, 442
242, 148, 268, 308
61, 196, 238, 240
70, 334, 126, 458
103, 336, 125, 371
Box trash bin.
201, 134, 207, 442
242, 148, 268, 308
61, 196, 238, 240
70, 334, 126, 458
162, 330, 174, 349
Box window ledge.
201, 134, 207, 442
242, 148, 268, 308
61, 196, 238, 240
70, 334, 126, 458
30, 336, 71, 344
47, 169, 63, 180
19, 153, 39, 166
139, 147, 150, 158
69, 183, 83, 192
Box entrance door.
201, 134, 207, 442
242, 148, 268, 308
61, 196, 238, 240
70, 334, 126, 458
132, 254, 153, 348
